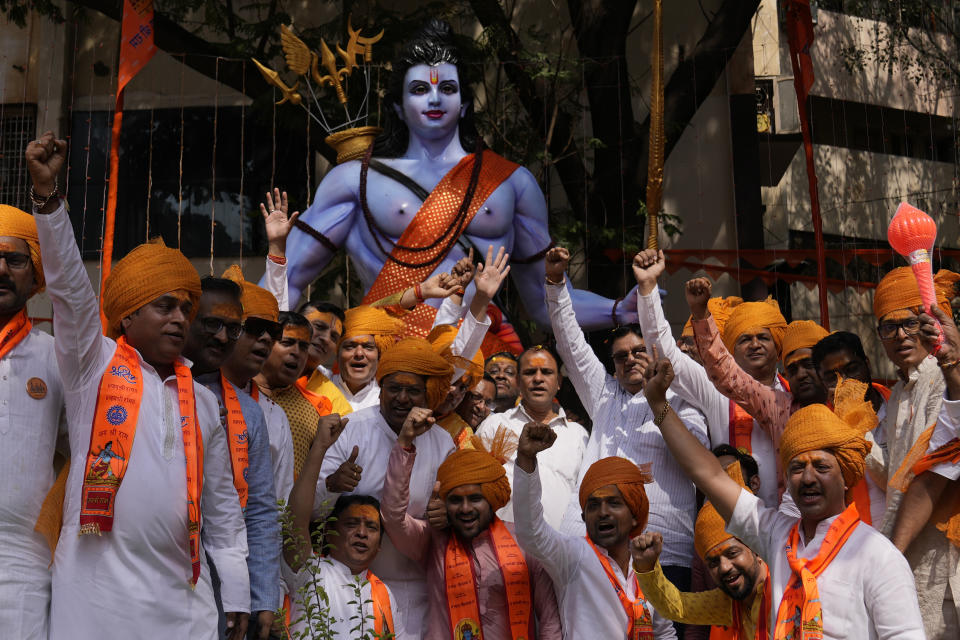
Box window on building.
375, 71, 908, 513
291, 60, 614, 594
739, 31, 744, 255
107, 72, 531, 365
0, 104, 37, 211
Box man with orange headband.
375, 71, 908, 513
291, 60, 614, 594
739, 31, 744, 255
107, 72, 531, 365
381, 433, 561, 638
633, 463, 771, 640
254, 311, 335, 479
284, 414, 401, 638
0, 199, 66, 640
633, 250, 788, 510
184, 276, 282, 639
221, 267, 295, 512
545, 246, 708, 599
644, 351, 924, 639
28, 133, 249, 639
512, 422, 676, 638
866, 266, 960, 637
312, 338, 456, 636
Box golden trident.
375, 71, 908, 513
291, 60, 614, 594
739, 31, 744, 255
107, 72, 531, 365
646, 0, 665, 250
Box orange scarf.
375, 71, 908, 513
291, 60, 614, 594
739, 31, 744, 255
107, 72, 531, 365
294, 378, 333, 416
80, 337, 204, 585
774, 504, 860, 640
728, 374, 789, 454
444, 518, 533, 640
368, 570, 395, 636
912, 438, 960, 547
0, 309, 31, 360
586, 537, 654, 639
709, 566, 772, 640
220, 374, 249, 509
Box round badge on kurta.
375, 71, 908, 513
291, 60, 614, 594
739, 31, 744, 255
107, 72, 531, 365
26, 377, 47, 399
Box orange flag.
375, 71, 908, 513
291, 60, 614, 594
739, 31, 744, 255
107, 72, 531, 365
100, 0, 157, 326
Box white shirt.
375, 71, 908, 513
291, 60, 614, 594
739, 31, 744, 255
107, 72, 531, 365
476, 404, 588, 528
729, 488, 925, 639
547, 283, 709, 566
263, 256, 289, 312
252, 388, 295, 505
512, 465, 677, 639
283, 555, 405, 639
332, 373, 381, 411
312, 405, 454, 637
0, 327, 67, 640
636, 288, 783, 507
37, 203, 249, 639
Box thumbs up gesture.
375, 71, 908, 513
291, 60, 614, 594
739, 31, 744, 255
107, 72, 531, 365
326, 445, 363, 493
426, 480, 449, 530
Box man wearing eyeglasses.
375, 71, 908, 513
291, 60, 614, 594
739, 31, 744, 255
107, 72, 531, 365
866, 266, 960, 638
0, 204, 66, 640
542, 246, 708, 604
184, 276, 282, 640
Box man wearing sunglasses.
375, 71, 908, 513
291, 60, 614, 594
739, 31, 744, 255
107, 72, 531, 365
185, 277, 282, 640
0, 203, 67, 640
866, 266, 960, 638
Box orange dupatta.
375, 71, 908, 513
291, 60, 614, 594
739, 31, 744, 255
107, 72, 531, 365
368, 570, 395, 636
294, 378, 333, 416
361, 150, 519, 337
444, 517, 533, 640
80, 337, 204, 585
220, 374, 249, 509
774, 504, 860, 640
0, 309, 31, 360
912, 438, 960, 547
586, 537, 654, 640
728, 374, 790, 454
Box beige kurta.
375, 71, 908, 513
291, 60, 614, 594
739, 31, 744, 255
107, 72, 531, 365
868, 355, 959, 639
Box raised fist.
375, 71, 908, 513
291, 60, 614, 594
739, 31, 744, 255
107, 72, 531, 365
685, 277, 713, 320
630, 531, 663, 573
544, 247, 570, 285
631, 249, 665, 295
25, 131, 67, 199
398, 407, 435, 448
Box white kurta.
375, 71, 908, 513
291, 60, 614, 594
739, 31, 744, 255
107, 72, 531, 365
37, 203, 249, 639
0, 327, 66, 640
283, 555, 405, 639
311, 405, 454, 638
476, 404, 588, 528
729, 488, 925, 639
331, 374, 381, 411
254, 389, 295, 506
512, 465, 677, 639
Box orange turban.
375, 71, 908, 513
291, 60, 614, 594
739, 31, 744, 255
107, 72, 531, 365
781, 320, 830, 365
681, 296, 742, 337
0, 205, 44, 294
578, 457, 653, 537
102, 238, 201, 339
872, 266, 959, 320
436, 448, 511, 511
721, 297, 787, 355
222, 265, 279, 321
427, 324, 484, 385
694, 462, 749, 560
340, 305, 404, 356
376, 337, 454, 411
779, 378, 876, 491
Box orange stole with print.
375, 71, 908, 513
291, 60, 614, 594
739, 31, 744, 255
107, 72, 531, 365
0, 309, 31, 360
368, 570, 395, 636
728, 374, 790, 454
586, 537, 654, 639
774, 503, 860, 640
220, 374, 249, 509
445, 517, 533, 640
361, 150, 519, 337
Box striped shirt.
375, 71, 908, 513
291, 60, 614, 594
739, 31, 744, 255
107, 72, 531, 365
547, 283, 709, 567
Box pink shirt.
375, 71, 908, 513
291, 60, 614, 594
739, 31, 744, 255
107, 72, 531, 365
381, 443, 563, 639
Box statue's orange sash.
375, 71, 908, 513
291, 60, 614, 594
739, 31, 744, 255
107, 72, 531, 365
220, 374, 249, 509
774, 503, 859, 640
362, 150, 518, 336
444, 517, 533, 640
80, 337, 204, 585
0, 309, 30, 360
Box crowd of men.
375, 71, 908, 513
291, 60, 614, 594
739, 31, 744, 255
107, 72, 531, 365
1, 130, 958, 640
